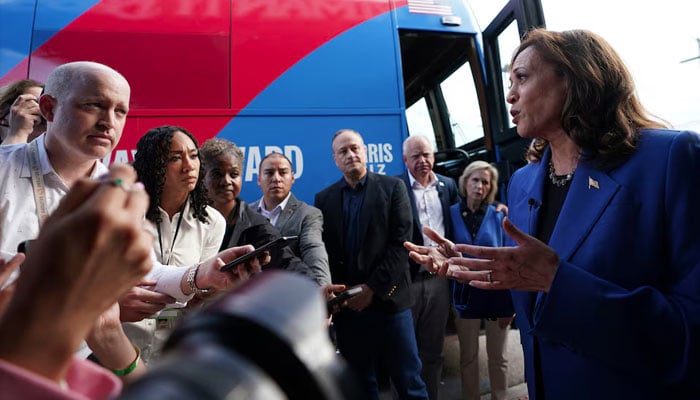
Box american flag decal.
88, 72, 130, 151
408, 0, 453, 15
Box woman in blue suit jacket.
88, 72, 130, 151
405, 28, 700, 399
450, 160, 513, 400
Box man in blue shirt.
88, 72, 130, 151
315, 129, 428, 400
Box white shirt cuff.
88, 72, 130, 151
147, 260, 193, 304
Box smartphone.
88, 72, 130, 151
17, 240, 33, 254
326, 286, 363, 313
219, 236, 298, 272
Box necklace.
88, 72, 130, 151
548, 161, 575, 187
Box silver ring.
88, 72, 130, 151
487, 271, 493, 283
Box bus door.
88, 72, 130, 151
398, 0, 544, 196
481, 0, 545, 197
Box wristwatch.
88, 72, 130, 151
186, 264, 211, 295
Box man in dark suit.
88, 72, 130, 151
251, 152, 332, 286
398, 135, 460, 400
314, 129, 428, 400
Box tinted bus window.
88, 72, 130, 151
440, 63, 483, 147
497, 21, 521, 130
406, 98, 437, 150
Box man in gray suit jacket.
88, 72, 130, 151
251, 152, 331, 286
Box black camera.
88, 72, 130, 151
120, 271, 362, 400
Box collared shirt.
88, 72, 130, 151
0, 134, 107, 253
154, 201, 226, 266
0, 134, 195, 304
408, 171, 445, 245
256, 192, 292, 226
341, 174, 367, 273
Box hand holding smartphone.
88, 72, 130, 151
327, 286, 363, 314
219, 236, 298, 272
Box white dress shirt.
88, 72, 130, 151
0, 134, 194, 303
0, 134, 99, 254
408, 171, 445, 245
153, 201, 226, 266
256, 192, 292, 226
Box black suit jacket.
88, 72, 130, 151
398, 171, 461, 279
314, 172, 413, 312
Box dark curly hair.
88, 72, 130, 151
133, 125, 210, 224
515, 29, 668, 167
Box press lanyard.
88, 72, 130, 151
28, 140, 49, 227
157, 202, 186, 265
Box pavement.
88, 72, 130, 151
440, 329, 527, 400
379, 328, 528, 400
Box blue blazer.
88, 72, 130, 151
507, 129, 700, 399
398, 171, 460, 279
450, 203, 513, 319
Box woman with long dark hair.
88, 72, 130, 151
130, 126, 226, 362
133, 126, 225, 267
406, 28, 700, 399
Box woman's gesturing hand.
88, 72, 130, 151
446, 217, 560, 292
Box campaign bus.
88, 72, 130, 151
0, 0, 545, 202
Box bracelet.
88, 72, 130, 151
186, 263, 212, 295
111, 344, 140, 376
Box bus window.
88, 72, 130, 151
406, 97, 438, 150
440, 63, 484, 147
399, 29, 481, 153
497, 21, 522, 129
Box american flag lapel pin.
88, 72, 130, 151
588, 176, 600, 189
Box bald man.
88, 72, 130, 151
0, 62, 254, 326
0, 61, 131, 254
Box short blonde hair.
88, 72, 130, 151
458, 161, 499, 204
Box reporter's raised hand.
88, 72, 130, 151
3, 94, 44, 145
30, 163, 153, 314
184, 244, 257, 294
0, 163, 153, 382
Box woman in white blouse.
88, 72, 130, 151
133, 125, 225, 267
131, 126, 226, 362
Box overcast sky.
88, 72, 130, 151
473, 0, 700, 131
